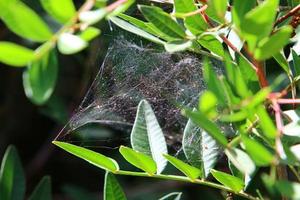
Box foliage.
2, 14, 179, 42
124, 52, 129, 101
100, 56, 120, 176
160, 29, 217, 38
3, 0, 300, 199
0, 146, 52, 200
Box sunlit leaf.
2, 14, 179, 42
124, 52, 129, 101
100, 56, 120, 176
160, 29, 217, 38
79, 27, 101, 42
131, 100, 168, 174
164, 40, 192, 53
256, 105, 277, 139
0, 145, 25, 200
0, 42, 35, 67
211, 169, 244, 193
104, 172, 127, 200
0, 0, 52, 42
158, 192, 182, 200
225, 148, 255, 175
184, 109, 228, 147
241, 135, 274, 166
183, 117, 220, 177
57, 33, 88, 55
208, 0, 227, 21
79, 9, 107, 25
275, 180, 300, 200
173, 0, 207, 35
273, 52, 290, 75
139, 5, 185, 40
239, 0, 279, 51
163, 154, 202, 180
23, 49, 58, 105
109, 17, 165, 45
40, 0, 76, 23
28, 176, 52, 200
255, 26, 293, 60
53, 141, 119, 172
119, 146, 157, 175
198, 35, 224, 57
232, 0, 256, 29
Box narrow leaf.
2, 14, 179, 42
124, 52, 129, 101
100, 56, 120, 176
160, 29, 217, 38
173, 0, 207, 35
131, 100, 168, 174
0, 145, 25, 200
104, 172, 127, 200
52, 141, 119, 172
184, 109, 228, 147
23, 49, 58, 105
109, 17, 164, 45
183, 117, 220, 177
225, 148, 255, 175
256, 105, 277, 139
208, 0, 227, 21
241, 135, 274, 166
139, 5, 185, 40
164, 40, 192, 53
159, 192, 182, 200
28, 176, 52, 200
198, 35, 224, 57
0, 42, 35, 67
119, 146, 157, 175
79, 27, 101, 42
40, 0, 76, 23
57, 33, 88, 55
255, 26, 293, 60
0, 0, 52, 42
211, 169, 244, 193
239, 0, 279, 51
163, 154, 202, 180
275, 180, 300, 200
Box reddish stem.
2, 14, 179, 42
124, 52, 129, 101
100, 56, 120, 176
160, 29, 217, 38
275, 4, 300, 26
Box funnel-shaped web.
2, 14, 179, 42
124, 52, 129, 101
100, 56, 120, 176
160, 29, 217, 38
56, 38, 224, 149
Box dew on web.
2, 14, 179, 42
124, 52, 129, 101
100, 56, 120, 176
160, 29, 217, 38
56, 36, 225, 153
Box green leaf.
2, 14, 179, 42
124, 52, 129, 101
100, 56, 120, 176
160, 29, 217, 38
254, 26, 293, 60
107, 0, 134, 18
211, 169, 244, 193
173, 0, 207, 35
109, 17, 164, 45
104, 172, 127, 200
119, 146, 157, 175
28, 176, 52, 200
273, 52, 290, 75
163, 154, 202, 180
292, 49, 300, 77
79, 27, 101, 42
0, 145, 25, 200
0, 42, 35, 67
184, 109, 228, 147
79, 9, 107, 25
139, 5, 185, 40
164, 40, 192, 53
232, 0, 256, 29
158, 192, 182, 200
23, 49, 58, 105
225, 148, 255, 175
40, 0, 76, 23
198, 91, 217, 118
0, 0, 52, 42
130, 100, 168, 174
57, 33, 88, 55
256, 105, 277, 139
275, 180, 300, 200
239, 0, 279, 51
183, 117, 220, 177
208, 0, 228, 21
241, 135, 274, 166
203, 59, 226, 105
198, 35, 224, 57
283, 121, 300, 137
52, 141, 119, 172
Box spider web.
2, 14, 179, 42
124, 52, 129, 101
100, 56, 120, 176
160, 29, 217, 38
56, 36, 224, 151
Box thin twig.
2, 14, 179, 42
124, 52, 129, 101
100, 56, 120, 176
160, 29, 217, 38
275, 4, 300, 26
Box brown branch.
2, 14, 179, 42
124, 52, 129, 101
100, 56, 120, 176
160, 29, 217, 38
275, 4, 300, 26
